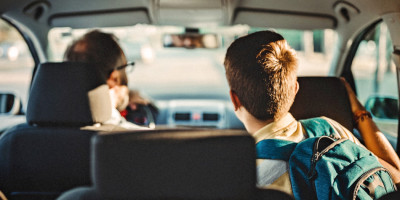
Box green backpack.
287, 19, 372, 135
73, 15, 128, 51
256, 117, 397, 199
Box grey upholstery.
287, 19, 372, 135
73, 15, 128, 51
290, 77, 354, 131
58, 129, 263, 200
0, 62, 112, 198
27, 62, 111, 126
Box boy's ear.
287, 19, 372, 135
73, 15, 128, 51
229, 90, 242, 111
295, 81, 299, 94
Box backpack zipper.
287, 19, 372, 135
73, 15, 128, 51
307, 137, 347, 180
307, 137, 348, 198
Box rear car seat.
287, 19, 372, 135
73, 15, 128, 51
57, 129, 293, 200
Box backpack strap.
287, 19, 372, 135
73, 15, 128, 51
256, 117, 336, 160
257, 159, 289, 186
256, 139, 297, 160
299, 117, 338, 138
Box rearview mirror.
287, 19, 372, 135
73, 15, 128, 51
163, 33, 219, 49
365, 96, 398, 120
0, 93, 22, 115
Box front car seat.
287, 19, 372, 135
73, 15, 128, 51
290, 76, 354, 131
0, 62, 113, 199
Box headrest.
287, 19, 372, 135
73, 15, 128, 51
92, 129, 256, 199
27, 62, 111, 126
290, 77, 354, 131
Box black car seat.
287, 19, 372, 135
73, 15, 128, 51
0, 62, 116, 199
57, 129, 293, 200
290, 76, 354, 131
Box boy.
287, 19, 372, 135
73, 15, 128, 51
224, 30, 400, 195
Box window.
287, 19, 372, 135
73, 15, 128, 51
47, 25, 339, 128
0, 19, 34, 109
281, 29, 337, 76
351, 22, 398, 147
48, 26, 338, 98
249, 28, 338, 76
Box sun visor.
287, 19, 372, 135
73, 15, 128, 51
49, 9, 150, 28
233, 9, 336, 30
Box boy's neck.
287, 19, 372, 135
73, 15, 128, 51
243, 115, 274, 135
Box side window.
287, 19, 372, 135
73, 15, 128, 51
0, 19, 34, 112
352, 22, 398, 147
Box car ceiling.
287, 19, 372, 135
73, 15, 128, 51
1, 0, 399, 29
1, 0, 400, 70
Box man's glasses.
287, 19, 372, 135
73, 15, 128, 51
108, 61, 135, 77
116, 61, 135, 73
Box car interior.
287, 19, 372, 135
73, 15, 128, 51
0, 0, 400, 199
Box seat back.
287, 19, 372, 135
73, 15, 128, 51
0, 62, 112, 197
59, 129, 257, 200
94, 129, 256, 199
290, 77, 354, 131
0, 124, 96, 195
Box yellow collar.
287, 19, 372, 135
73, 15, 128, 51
253, 113, 304, 143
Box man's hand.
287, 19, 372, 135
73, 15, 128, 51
109, 85, 129, 111
340, 77, 366, 114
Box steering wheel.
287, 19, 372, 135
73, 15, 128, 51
124, 104, 158, 128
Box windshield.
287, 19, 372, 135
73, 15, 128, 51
48, 25, 337, 101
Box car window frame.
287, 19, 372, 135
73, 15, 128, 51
1, 17, 40, 90
340, 19, 382, 95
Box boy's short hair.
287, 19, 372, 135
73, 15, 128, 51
224, 30, 298, 120
64, 30, 128, 85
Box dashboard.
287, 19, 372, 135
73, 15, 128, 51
155, 99, 244, 129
